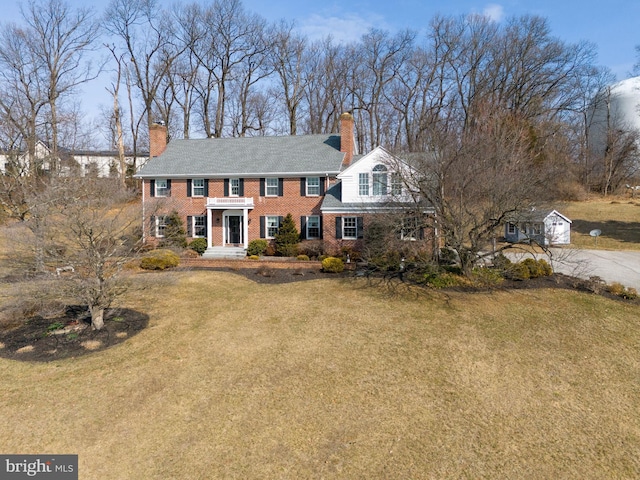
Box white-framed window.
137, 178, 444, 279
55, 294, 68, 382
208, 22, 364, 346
230, 178, 240, 196
372, 164, 388, 196
306, 215, 320, 239
343, 217, 358, 239
155, 215, 168, 237
155, 179, 169, 197
266, 178, 279, 196
192, 216, 206, 237
359, 173, 369, 196
266, 216, 280, 238
306, 177, 320, 196
391, 173, 403, 196
192, 178, 205, 196
400, 216, 420, 241
507, 223, 517, 234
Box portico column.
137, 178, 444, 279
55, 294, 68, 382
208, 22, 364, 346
243, 208, 249, 249
206, 208, 213, 248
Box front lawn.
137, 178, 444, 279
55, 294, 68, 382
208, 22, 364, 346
1, 270, 639, 478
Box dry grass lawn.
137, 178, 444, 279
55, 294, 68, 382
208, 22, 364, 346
1, 271, 639, 478
561, 197, 640, 250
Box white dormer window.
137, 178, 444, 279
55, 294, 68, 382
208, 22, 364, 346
372, 164, 388, 196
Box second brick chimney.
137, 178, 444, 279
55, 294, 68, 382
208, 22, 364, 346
339, 112, 355, 167
149, 123, 168, 158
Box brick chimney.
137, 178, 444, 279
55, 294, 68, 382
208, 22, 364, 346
339, 112, 355, 167
149, 123, 168, 157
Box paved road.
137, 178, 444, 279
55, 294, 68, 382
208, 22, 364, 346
507, 249, 640, 290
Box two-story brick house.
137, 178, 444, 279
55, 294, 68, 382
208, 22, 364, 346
135, 113, 433, 258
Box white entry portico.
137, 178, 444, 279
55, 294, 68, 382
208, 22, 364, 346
205, 197, 254, 250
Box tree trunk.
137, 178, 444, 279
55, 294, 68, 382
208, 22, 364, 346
89, 305, 105, 330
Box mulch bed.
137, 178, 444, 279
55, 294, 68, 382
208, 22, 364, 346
0, 266, 635, 363
0, 306, 148, 363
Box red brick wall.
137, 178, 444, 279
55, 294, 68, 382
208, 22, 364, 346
142, 177, 435, 257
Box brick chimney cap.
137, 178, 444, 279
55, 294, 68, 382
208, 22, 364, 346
340, 112, 354, 120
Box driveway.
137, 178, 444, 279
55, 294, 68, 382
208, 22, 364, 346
506, 249, 640, 290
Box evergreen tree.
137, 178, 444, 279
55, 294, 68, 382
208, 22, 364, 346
274, 213, 299, 256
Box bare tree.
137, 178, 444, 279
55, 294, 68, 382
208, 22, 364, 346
21, 0, 100, 172
52, 179, 142, 330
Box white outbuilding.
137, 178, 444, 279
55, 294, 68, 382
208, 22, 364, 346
505, 210, 572, 246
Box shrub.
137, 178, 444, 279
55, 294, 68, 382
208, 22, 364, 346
247, 239, 268, 256
521, 258, 553, 278
274, 213, 299, 256
322, 256, 344, 273
298, 240, 326, 259
140, 249, 180, 270
471, 267, 505, 286
423, 272, 470, 289
248, 255, 260, 260
188, 238, 208, 255
507, 262, 531, 280
297, 254, 310, 261
608, 282, 638, 300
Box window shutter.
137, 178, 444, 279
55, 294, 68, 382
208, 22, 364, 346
278, 216, 284, 228
239, 179, 244, 196
260, 178, 265, 196
356, 217, 364, 239
300, 216, 307, 239
187, 179, 192, 197
278, 178, 284, 196
150, 179, 155, 197
335, 217, 342, 239
149, 215, 156, 237
204, 179, 209, 197
300, 178, 306, 196
320, 177, 326, 195
419, 226, 425, 240
187, 216, 193, 237
319, 216, 323, 239
223, 178, 229, 196
259, 216, 265, 238
166, 179, 172, 197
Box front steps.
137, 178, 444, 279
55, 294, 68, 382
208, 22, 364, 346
202, 246, 247, 259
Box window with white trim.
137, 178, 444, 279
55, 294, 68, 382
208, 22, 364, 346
192, 178, 205, 196
230, 178, 240, 196
400, 216, 420, 241
391, 173, 402, 196
372, 164, 388, 196
266, 216, 280, 238
306, 215, 320, 239
507, 223, 517, 234
155, 216, 168, 237
359, 173, 369, 196
343, 217, 357, 239
192, 216, 206, 237
306, 177, 320, 196
155, 179, 169, 197
265, 178, 279, 196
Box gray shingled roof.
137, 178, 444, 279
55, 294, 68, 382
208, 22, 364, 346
135, 134, 345, 178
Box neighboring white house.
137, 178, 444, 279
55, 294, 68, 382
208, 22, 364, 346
0, 140, 148, 177
505, 210, 572, 246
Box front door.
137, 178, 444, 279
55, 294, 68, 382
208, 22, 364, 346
227, 215, 242, 245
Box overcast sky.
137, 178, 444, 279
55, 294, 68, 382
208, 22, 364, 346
4, 0, 639, 123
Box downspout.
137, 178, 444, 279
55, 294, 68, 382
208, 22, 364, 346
141, 179, 146, 243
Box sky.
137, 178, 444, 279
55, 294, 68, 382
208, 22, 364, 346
3, 0, 640, 125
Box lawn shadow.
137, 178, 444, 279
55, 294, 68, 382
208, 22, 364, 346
571, 219, 640, 245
